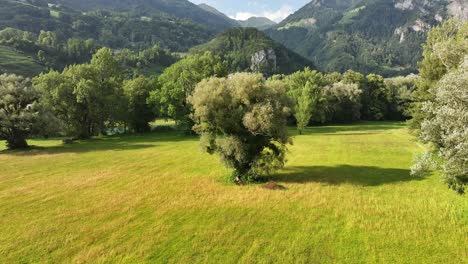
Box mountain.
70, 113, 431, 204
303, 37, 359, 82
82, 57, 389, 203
55, 0, 236, 33
0, 0, 215, 52
190, 27, 314, 76
198, 3, 276, 30
266, 0, 468, 76
238, 17, 277, 30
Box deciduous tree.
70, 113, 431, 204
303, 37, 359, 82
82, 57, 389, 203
0, 74, 41, 149
189, 73, 291, 182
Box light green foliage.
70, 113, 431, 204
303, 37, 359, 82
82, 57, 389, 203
123, 76, 155, 133
149, 52, 227, 131
285, 68, 327, 132
37, 30, 58, 48
189, 73, 291, 181
34, 48, 125, 139
419, 57, 468, 193
295, 82, 315, 135
0, 74, 40, 149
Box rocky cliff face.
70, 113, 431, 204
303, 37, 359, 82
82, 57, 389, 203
448, 0, 468, 21
250, 49, 277, 72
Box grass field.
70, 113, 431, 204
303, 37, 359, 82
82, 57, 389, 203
0, 45, 44, 77
0, 122, 467, 263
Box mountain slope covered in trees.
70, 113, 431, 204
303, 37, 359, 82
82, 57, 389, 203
266, 0, 468, 76
55, 0, 237, 32
190, 28, 314, 76
238, 17, 277, 30
0, 0, 224, 76
0, 0, 220, 52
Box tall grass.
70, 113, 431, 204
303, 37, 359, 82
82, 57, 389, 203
0, 122, 466, 263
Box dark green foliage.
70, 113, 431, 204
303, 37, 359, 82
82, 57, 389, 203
361, 74, 388, 120
190, 28, 314, 76
0, 0, 216, 53
0, 74, 41, 149
148, 52, 228, 131
115, 45, 178, 77
123, 76, 155, 133
34, 48, 126, 139
384, 75, 418, 120
56, 0, 236, 33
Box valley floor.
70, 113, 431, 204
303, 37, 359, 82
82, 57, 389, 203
0, 122, 467, 263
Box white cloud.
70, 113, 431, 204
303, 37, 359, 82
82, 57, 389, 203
230, 4, 293, 22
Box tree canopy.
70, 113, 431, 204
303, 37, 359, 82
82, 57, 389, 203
0, 74, 41, 149
189, 73, 292, 182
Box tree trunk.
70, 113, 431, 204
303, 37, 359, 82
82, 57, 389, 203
6, 136, 28, 150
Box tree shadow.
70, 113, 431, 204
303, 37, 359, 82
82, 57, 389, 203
0, 132, 197, 156
271, 165, 422, 186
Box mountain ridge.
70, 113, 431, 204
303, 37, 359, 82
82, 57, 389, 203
267, 0, 468, 76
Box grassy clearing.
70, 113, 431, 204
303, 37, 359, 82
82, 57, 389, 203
0, 122, 466, 263
0, 45, 44, 77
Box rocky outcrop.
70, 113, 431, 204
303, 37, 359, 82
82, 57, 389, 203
448, 0, 468, 21
250, 49, 277, 72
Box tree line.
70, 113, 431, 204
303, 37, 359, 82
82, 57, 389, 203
0, 20, 466, 192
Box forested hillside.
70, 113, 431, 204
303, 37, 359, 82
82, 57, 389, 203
238, 17, 277, 30
0, 0, 229, 76
55, 0, 238, 32
266, 0, 467, 76
190, 28, 314, 76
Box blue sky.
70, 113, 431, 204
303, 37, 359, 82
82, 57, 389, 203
189, 0, 310, 22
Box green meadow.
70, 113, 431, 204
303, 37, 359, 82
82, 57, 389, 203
0, 45, 44, 77
0, 122, 467, 263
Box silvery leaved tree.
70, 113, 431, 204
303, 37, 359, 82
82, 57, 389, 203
415, 57, 468, 194
189, 73, 292, 183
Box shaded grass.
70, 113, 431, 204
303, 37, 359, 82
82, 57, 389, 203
0, 122, 466, 263
0, 45, 44, 77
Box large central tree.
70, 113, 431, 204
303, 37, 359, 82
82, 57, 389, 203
189, 73, 292, 182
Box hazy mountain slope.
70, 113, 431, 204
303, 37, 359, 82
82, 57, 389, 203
267, 0, 464, 76
198, 3, 239, 27
190, 27, 314, 76
55, 0, 236, 32
238, 17, 277, 30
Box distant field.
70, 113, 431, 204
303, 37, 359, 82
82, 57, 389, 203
0, 122, 466, 263
0, 45, 44, 77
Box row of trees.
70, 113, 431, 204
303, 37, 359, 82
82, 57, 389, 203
1, 48, 156, 148
2, 20, 465, 190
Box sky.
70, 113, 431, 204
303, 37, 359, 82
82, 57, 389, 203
189, 0, 310, 22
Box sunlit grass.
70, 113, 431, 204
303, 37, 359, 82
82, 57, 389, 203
0, 122, 466, 263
